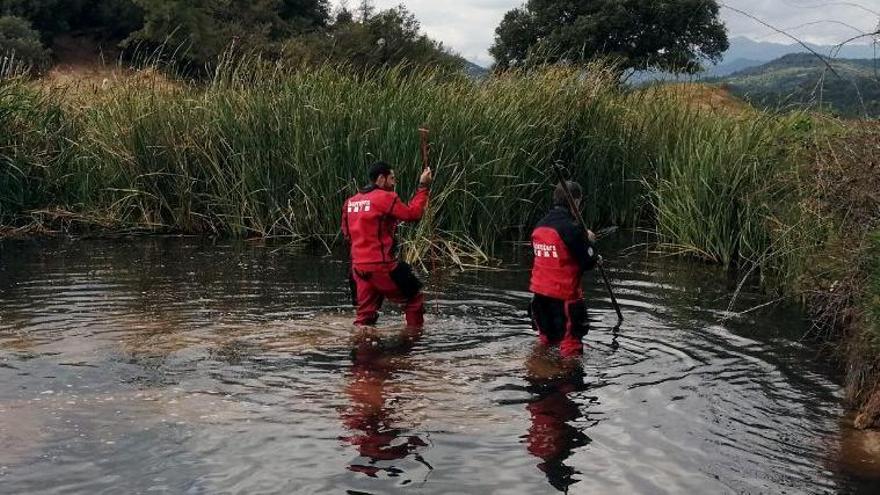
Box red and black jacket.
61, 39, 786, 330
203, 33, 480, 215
342, 185, 429, 269
529, 206, 598, 301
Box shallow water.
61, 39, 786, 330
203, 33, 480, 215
0, 238, 878, 494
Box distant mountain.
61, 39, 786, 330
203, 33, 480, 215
715, 53, 880, 118
723, 36, 878, 64
631, 37, 878, 84
628, 58, 762, 85
705, 57, 764, 78
463, 60, 489, 79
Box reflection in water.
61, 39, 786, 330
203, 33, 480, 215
524, 348, 593, 493
340, 327, 432, 479
834, 417, 880, 483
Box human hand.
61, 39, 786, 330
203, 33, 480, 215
419, 167, 433, 186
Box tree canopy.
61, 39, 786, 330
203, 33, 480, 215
126, 0, 329, 64
283, 5, 464, 72
0, 14, 50, 72
490, 0, 729, 73
0, 0, 462, 73
0, 0, 143, 42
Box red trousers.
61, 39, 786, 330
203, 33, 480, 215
351, 264, 425, 328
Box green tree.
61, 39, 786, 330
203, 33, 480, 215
283, 5, 463, 72
0, 0, 142, 42
126, 0, 328, 65
1, 1, 82, 41
0, 15, 50, 72
278, 0, 330, 33
490, 0, 729, 73
84, 0, 144, 39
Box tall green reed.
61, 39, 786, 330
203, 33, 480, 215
1, 61, 796, 269
0, 79, 75, 224
634, 88, 797, 265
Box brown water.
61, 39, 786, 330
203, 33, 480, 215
0, 238, 878, 494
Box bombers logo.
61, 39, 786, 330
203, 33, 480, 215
347, 199, 371, 213
533, 242, 559, 258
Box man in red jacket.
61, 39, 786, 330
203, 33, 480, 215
529, 181, 599, 358
342, 162, 433, 329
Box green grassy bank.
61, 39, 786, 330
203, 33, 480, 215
1, 62, 878, 425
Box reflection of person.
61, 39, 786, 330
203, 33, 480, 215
340, 327, 428, 477
525, 348, 592, 493
342, 161, 433, 329
529, 180, 600, 358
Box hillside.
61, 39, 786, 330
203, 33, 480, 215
463, 59, 489, 79
723, 36, 877, 63
716, 53, 880, 118
630, 37, 877, 85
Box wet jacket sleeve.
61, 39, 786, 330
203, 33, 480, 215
387, 187, 430, 222
559, 221, 598, 272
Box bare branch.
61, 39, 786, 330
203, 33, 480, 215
781, 0, 880, 18
832, 30, 880, 58
720, 2, 844, 79
780, 19, 868, 37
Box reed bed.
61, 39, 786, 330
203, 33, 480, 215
1, 61, 795, 266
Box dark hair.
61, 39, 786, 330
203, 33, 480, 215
553, 181, 582, 207
368, 161, 393, 182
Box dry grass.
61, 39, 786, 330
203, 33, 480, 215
793, 121, 880, 429
643, 83, 755, 116
36, 35, 182, 101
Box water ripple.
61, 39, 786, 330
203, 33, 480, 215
0, 238, 875, 494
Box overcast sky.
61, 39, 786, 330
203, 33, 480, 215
331, 0, 880, 66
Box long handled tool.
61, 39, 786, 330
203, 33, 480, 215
419, 127, 430, 171
552, 163, 624, 326
418, 127, 438, 274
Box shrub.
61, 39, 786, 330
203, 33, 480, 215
0, 16, 50, 74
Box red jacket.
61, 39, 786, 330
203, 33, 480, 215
530, 206, 598, 301
342, 185, 429, 268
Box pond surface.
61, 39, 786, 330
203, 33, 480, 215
0, 238, 878, 494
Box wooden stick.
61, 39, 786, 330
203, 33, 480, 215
552, 163, 624, 325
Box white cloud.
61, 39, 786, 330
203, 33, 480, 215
331, 0, 880, 66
